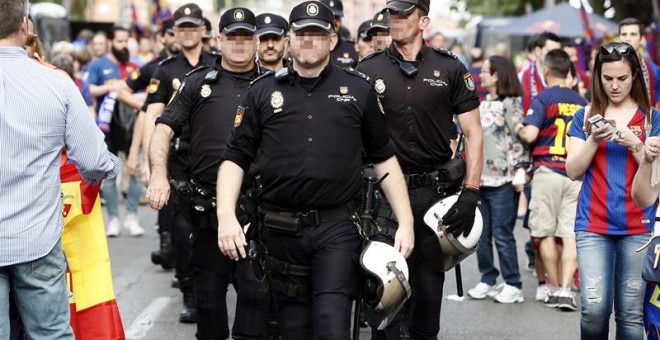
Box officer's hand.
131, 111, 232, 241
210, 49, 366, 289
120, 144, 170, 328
217, 215, 247, 261
146, 173, 170, 210
394, 225, 414, 259
442, 188, 480, 238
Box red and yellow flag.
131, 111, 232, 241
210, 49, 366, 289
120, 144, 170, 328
60, 160, 125, 339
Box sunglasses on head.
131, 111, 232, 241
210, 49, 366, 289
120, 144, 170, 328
600, 43, 632, 57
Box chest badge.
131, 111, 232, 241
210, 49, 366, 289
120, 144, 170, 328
374, 79, 386, 95
172, 78, 181, 91
234, 106, 245, 127
630, 125, 643, 136
434, 70, 441, 78
271, 91, 284, 113
340, 86, 348, 94
200, 84, 212, 98
343, 52, 349, 59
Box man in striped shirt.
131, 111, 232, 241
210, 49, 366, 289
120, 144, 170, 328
0, 1, 121, 338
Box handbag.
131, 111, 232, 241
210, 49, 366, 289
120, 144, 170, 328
642, 236, 660, 283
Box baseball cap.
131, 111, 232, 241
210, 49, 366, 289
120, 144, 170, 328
357, 20, 372, 40
289, 1, 335, 33
384, 0, 430, 15
219, 8, 257, 34
202, 17, 212, 39
173, 3, 203, 26
256, 13, 289, 37
319, 0, 344, 17
367, 11, 389, 36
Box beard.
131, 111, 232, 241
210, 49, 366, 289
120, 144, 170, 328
165, 42, 180, 55
111, 46, 130, 64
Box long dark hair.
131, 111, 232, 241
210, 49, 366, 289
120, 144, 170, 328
488, 55, 524, 98
587, 42, 651, 133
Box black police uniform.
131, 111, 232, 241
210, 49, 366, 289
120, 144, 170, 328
221, 62, 396, 339
331, 38, 358, 68
357, 44, 480, 339
155, 57, 270, 340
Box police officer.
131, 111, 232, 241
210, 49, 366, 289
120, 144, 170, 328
215, 2, 414, 339
319, 0, 359, 68
147, 7, 271, 340
356, 19, 374, 61
255, 13, 289, 71
356, 0, 483, 339
366, 11, 391, 53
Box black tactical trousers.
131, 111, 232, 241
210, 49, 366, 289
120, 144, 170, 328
262, 218, 362, 340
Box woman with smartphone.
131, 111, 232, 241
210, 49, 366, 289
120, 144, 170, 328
566, 42, 660, 339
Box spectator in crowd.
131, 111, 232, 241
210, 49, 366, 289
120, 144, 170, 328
91, 31, 109, 59
563, 43, 589, 97
469, 47, 487, 100
131, 36, 155, 66
619, 17, 660, 107
519, 31, 561, 114
567, 42, 659, 339
429, 31, 445, 49
468, 55, 527, 304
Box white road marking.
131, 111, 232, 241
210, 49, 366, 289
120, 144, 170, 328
124, 296, 172, 339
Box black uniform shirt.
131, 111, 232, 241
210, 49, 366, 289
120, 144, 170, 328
156, 58, 259, 183
222, 64, 395, 210
356, 44, 480, 173
147, 51, 218, 107
126, 52, 168, 112
331, 38, 358, 68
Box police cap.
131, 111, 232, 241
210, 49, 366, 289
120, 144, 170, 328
367, 11, 389, 36
289, 1, 335, 33
220, 8, 257, 34
256, 13, 289, 37
384, 0, 430, 15
357, 20, 372, 40
319, 0, 344, 17
173, 3, 203, 26
202, 17, 212, 39
161, 19, 175, 35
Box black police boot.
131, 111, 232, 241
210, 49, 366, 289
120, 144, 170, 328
150, 231, 174, 270
179, 290, 196, 323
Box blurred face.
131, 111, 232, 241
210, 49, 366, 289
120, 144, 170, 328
430, 34, 445, 49
356, 36, 373, 60
534, 39, 561, 66
372, 30, 391, 52
389, 9, 426, 44
139, 37, 153, 54
112, 30, 129, 52
619, 24, 643, 51
175, 23, 204, 50
220, 30, 257, 67
479, 60, 497, 89
258, 34, 287, 65
563, 46, 578, 63
600, 60, 634, 104
289, 27, 336, 69
91, 34, 108, 57
162, 30, 179, 54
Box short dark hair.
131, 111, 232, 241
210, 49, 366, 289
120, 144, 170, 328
0, 0, 28, 40
535, 31, 560, 49
488, 55, 524, 98
110, 26, 130, 40
619, 17, 643, 35
543, 49, 572, 79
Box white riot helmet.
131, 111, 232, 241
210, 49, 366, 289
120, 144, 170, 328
421, 193, 483, 272
360, 240, 412, 330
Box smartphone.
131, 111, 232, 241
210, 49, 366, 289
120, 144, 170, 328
588, 114, 621, 139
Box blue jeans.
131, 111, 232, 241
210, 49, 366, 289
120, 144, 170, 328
101, 174, 143, 218
476, 184, 521, 288
576, 231, 647, 340
0, 240, 74, 339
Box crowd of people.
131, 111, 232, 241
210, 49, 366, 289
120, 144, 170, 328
3, 0, 660, 339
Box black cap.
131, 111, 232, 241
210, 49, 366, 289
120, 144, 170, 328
367, 11, 389, 36
256, 13, 289, 37
219, 7, 257, 34
161, 19, 175, 34
173, 3, 203, 26
202, 17, 212, 39
384, 0, 430, 15
289, 1, 335, 33
357, 20, 372, 40
319, 0, 344, 17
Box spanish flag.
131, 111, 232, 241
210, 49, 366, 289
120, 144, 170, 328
60, 160, 125, 339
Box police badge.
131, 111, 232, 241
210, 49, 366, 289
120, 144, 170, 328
201, 84, 212, 98
234, 106, 245, 127
271, 91, 284, 113
463, 73, 476, 91
172, 78, 181, 91
374, 79, 386, 95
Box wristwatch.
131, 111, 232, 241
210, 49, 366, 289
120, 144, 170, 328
629, 142, 643, 153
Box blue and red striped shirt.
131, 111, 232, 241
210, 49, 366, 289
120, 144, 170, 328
524, 86, 587, 176
567, 107, 660, 235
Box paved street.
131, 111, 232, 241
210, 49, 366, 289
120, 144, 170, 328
108, 205, 612, 340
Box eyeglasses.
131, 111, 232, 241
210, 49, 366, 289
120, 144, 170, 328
25, 34, 37, 46
600, 43, 632, 57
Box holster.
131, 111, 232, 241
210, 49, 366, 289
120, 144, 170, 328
181, 178, 218, 230
262, 213, 303, 236
436, 157, 466, 189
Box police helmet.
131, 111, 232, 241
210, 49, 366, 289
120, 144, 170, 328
421, 193, 483, 272
360, 240, 411, 330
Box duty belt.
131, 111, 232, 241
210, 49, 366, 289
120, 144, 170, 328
261, 202, 355, 227
403, 171, 439, 189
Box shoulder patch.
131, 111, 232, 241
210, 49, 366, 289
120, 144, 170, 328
186, 65, 212, 77
432, 48, 458, 59
344, 67, 371, 83
158, 56, 177, 66
250, 70, 275, 87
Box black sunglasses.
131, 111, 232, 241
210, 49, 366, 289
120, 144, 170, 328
600, 43, 632, 57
